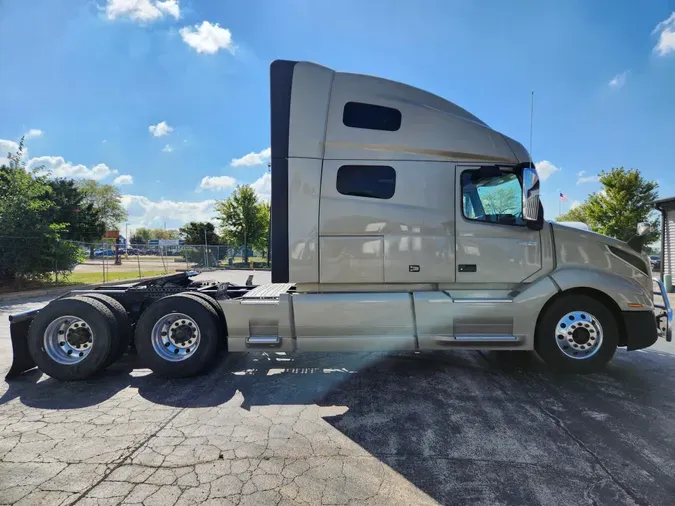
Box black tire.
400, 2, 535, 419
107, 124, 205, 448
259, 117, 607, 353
75, 294, 132, 366
134, 293, 221, 378
27, 297, 115, 381
535, 294, 618, 373
182, 292, 227, 338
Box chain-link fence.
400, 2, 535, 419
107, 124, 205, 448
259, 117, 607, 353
0, 236, 269, 291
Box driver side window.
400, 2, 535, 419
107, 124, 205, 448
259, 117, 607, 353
461, 170, 525, 226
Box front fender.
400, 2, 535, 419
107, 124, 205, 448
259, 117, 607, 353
550, 268, 653, 311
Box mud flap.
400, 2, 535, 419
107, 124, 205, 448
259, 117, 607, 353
5, 310, 39, 379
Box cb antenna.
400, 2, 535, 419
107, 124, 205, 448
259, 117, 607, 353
529, 91, 534, 166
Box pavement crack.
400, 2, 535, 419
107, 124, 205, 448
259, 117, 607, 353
69, 407, 186, 505
535, 402, 646, 506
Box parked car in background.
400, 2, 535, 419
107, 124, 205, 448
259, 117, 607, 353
650, 255, 661, 271
94, 249, 115, 257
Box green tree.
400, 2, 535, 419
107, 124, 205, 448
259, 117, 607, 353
0, 139, 82, 284
179, 222, 220, 245
178, 222, 221, 266
558, 167, 659, 243
215, 185, 266, 262
131, 227, 152, 244
76, 180, 128, 230
130, 227, 180, 245
557, 204, 587, 223
253, 201, 271, 257
48, 179, 105, 243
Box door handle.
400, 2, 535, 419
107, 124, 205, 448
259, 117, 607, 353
458, 264, 477, 272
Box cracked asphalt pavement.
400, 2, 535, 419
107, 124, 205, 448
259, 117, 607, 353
2, 291, 675, 505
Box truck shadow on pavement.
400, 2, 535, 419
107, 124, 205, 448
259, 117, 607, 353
3, 348, 675, 504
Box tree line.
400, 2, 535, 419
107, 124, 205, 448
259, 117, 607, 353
557, 167, 660, 249
1, 140, 271, 284
0, 139, 128, 285
177, 186, 270, 263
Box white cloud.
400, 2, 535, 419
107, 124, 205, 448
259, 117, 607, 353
0, 139, 20, 154
609, 71, 628, 89
251, 172, 271, 201
24, 129, 43, 139
162, 144, 173, 152
577, 170, 585, 177
120, 194, 217, 228
149, 121, 173, 137
114, 174, 134, 185
577, 175, 601, 184
27, 156, 117, 180
156, 0, 179, 18
535, 160, 560, 181
105, 0, 180, 22
0, 139, 21, 166
199, 175, 237, 191
571, 200, 581, 209
653, 12, 675, 56
180, 21, 235, 54
231, 147, 271, 167
102, 139, 108, 144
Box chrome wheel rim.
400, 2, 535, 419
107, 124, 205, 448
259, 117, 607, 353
44, 316, 94, 365
151, 312, 200, 362
555, 311, 603, 360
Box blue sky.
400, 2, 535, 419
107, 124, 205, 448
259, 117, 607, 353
1, 0, 675, 232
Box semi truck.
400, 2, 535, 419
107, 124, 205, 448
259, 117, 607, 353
6, 60, 672, 381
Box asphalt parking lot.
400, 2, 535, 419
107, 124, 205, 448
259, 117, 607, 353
1, 271, 675, 505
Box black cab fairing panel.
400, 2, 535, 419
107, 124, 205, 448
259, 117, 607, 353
270, 60, 297, 283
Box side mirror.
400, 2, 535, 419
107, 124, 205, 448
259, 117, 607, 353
637, 222, 649, 236
522, 167, 540, 221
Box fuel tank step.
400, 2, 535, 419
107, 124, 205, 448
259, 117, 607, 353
246, 336, 281, 346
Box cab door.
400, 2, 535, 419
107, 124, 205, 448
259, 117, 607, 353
455, 165, 541, 284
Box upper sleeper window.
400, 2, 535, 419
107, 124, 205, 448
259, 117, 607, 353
337, 165, 396, 200
342, 102, 402, 131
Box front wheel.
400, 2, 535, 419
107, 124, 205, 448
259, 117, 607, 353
535, 294, 618, 373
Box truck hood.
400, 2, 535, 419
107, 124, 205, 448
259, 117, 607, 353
550, 221, 629, 249
549, 221, 653, 296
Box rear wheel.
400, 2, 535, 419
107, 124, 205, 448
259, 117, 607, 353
535, 294, 618, 373
134, 293, 221, 378
27, 298, 115, 380
75, 294, 132, 366
182, 292, 226, 338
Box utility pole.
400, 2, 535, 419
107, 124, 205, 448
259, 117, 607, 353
204, 227, 208, 268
